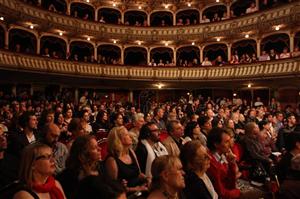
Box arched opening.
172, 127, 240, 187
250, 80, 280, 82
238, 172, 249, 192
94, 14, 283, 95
70, 41, 94, 62
261, 33, 290, 55
176, 9, 200, 25
124, 47, 147, 66
41, 0, 67, 13
203, 44, 227, 66
9, 29, 37, 54
70, 3, 95, 20
150, 11, 173, 27
97, 45, 121, 64
40, 36, 66, 59
231, 0, 256, 17
295, 32, 300, 49
177, 46, 200, 66
0, 26, 5, 49
150, 47, 174, 66
124, 11, 147, 26
232, 39, 257, 62
203, 5, 227, 22
98, 8, 121, 24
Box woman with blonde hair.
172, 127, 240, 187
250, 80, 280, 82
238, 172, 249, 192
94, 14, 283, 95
13, 143, 66, 199
147, 155, 185, 199
105, 126, 148, 195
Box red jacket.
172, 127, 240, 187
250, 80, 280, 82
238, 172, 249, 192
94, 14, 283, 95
207, 151, 241, 199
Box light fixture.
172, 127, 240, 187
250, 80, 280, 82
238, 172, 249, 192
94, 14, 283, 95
138, 41, 141, 45
233, 93, 237, 97
216, 38, 220, 42
87, 37, 90, 41
248, 83, 252, 88
188, 3, 191, 7
113, 40, 117, 44
113, 3, 116, 7
165, 43, 168, 46
156, 83, 164, 89
138, 6, 142, 9
30, 25, 34, 29
216, 0, 220, 2
59, 32, 63, 36
164, 5, 169, 9
86, 0, 89, 2
187, 92, 190, 96
275, 26, 280, 31
0, 17, 4, 21
245, 34, 249, 38
192, 42, 195, 45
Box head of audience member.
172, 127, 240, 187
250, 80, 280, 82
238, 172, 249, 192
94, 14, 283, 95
54, 112, 64, 126
225, 119, 235, 130
154, 107, 164, 120
113, 113, 123, 127
66, 135, 101, 174
19, 111, 38, 132
184, 121, 201, 140
258, 120, 270, 131
68, 118, 85, 137
181, 140, 211, 174
64, 108, 73, 119
132, 113, 145, 130
150, 155, 185, 196
108, 126, 132, 157
207, 127, 231, 154
41, 123, 61, 148
0, 127, 7, 152
286, 113, 296, 127
276, 111, 284, 122
19, 143, 56, 188
139, 122, 161, 144
198, 116, 212, 134
285, 132, 300, 153
167, 120, 184, 139
95, 110, 108, 123
244, 122, 260, 137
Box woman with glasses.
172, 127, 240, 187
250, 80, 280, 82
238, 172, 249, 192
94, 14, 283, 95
180, 140, 218, 199
13, 142, 66, 199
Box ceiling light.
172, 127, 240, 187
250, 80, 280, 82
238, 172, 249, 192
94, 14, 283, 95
59, 32, 63, 36
245, 34, 249, 38
30, 25, 34, 29
275, 26, 280, 31
138, 6, 142, 9
164, 5, 169, 9
87, 37, 90, 41
156, 83, 164, 89
86, 0, 89, 2
138, 41, 141, 45
216, 38, 220, 42
248, 84, 251, 88
192, 42, 195, 45
113, 40, 117, 44
0, 17, 4, 21
233, 93, 237, 97
188, 3, 191, 7
187, 92, 190, 96
216, 0, 220, 2
165, 43, 168, 46
113, 3, 116, 7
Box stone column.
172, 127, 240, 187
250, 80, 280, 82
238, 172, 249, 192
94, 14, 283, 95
173, 13, 176, 26
256, 0, 260, 10
95, 9, 98, 21
290, 32, 295, 52
120, 46, 124, 64
66, 40, 70, 59
200, 46, 204, 63
111, 92, 115, 101
94, 44, 97, 59
227, 4, 230, 18
227, 43, 232, 61
74, 88, 79, 105
257, 39, 261, 58
67, 2, 71, 15
4, 30, 9, 49
129, 90, 133, 103
37, 36, 40, 55
147, 48, 151, 65
147, 13, 150, 26
12, 84, 16, 97
173, 48, 176, 66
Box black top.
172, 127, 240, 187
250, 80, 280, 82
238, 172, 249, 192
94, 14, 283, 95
0, 153, 19, 189
183, 171, 213, 199
277, 152, 294, 183
135, 142, 148, 175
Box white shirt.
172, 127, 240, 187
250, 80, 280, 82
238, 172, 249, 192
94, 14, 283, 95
200, 173, 219, 199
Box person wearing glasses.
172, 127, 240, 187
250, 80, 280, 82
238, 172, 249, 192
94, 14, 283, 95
136, 122, 168, 177
181, 140, 218, 199
13, 142, 66, 199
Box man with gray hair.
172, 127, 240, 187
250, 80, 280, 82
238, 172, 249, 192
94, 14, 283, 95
129, 113, 145, 150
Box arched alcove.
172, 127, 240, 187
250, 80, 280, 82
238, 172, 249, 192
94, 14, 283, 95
231, 0, 254, 17
150, 11, 173, 26
9, 29, 37, 54
98, 8, 121, 24
40, 36, 67, 58
124, 10, 147, 26
97, 45, 121, 64
0, 26, 5, 49
150, 47, 174, 65
177, 46, 200, 66
261, 33, 290, 54
124, 47, 147, 66
203, 5, 227, 22
203, 43, 227, 64
70, 2, 95, 20
70, 41, 94, 61
232, 39, 257, 57
295, 31, 300, 49
176, 9, 200, 25
41, 0, 67, 13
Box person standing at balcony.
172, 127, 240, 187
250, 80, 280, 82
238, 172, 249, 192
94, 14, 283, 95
292, 46, 300, 57
201, 15, 210, 23
212, 13, 220, 22
202, 57, 212, 66
42, 48, 50, 57
269, 49, 279, 60
280, 47, 291, 59
259, 50, 270, 61
246, 2, 258, 14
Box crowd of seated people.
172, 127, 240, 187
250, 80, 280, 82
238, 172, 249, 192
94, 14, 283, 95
20, 0, 296, 26
0, 88, 300, 198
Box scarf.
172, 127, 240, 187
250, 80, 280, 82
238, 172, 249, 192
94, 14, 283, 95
32, 176, 64, 199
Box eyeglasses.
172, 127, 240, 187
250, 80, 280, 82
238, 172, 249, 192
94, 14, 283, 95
0, 132, 8, 138
151, 129, 160, 133
35, 154, 54, 161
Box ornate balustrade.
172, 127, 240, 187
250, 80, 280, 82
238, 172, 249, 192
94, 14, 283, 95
0, 0, 299, 41
0, 50, 299, 82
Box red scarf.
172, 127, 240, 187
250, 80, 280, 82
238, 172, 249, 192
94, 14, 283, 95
32, 176, 64, 199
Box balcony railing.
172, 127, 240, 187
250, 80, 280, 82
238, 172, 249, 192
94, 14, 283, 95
0, 50, 299, 81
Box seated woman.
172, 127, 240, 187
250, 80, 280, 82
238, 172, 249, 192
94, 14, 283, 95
181, 140, 218, 199
105, 126, 148, 194
147, 155, 185, 199
57, 135, 102, 199
184, 121, 205, 143
13, 143, 66, 199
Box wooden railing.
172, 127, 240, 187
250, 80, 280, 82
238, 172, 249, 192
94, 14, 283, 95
0, 50, 299, 81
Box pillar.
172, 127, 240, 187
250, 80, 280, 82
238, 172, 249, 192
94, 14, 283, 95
94, 45, 97, 59
200, 46, 204, 63
226, 4, 230, 18
95, 9, 98, 21
227, 43, 232, 61
111, 92, 115, 101
66, 41, 70, 59
147, 48, 151, 64
256, 0, 260, 10
173, 48, 176, 66
147, 13, 150, 26
120, 46, 124, 64
257, 39, 261, 58
4, 30, 9, 49
173, 13, 176, 26
290, 32, 295, 52
121, 12, 125, 24
37, 36, 40, 55
30, 85, 34, 96
129, 91, 133, 103
67, 2, 71, 15
199, 11, 202, 22
12, 84, 16, 97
